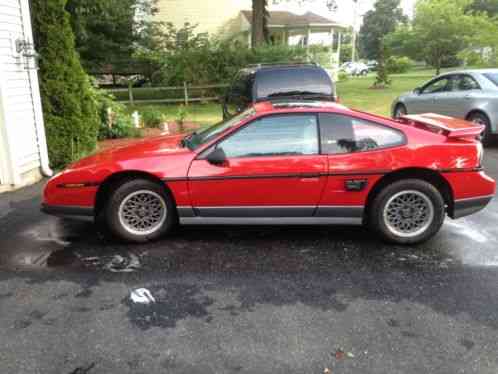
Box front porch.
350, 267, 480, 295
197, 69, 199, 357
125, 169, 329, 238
240, 10, 348, 79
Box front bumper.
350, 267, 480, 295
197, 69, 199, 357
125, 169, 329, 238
41, 203, 94, 221
451, 195, 494, 219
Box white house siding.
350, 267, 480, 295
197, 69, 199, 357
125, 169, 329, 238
0, 0, 51, 190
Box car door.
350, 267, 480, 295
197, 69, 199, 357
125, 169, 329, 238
189, 114, 327, 217
317, 113, 406, 219
409, 76, 453, 114
443, 74, 482, 118
188, 113, 328, 217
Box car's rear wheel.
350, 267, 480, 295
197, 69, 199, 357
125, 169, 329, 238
105, 179, 176, 242
468, 111, 492, 146
393, 104, 407, 119
369, 179, 445, 244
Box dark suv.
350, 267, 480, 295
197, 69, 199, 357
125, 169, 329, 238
223, 63, 336, 119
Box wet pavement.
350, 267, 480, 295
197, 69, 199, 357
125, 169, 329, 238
1, 149, 498, 373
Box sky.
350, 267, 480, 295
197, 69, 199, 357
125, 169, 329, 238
269, 0, 417, 29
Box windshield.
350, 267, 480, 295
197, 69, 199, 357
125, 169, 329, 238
183, 108, 256, 150
484, 73, 498, 88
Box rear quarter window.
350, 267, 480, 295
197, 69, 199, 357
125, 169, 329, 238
319, 113, 405, 154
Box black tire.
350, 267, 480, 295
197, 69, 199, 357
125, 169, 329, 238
105, 179, 177, 243
467, 111, 492, 146
369, 179, 445, 245
393, 103, 407, 119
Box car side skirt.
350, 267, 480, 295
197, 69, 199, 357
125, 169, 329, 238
177, 206, 364, 225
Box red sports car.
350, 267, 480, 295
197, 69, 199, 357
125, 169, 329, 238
42, 101, 496, 244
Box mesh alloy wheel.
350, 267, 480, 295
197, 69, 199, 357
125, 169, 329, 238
118, 190, 167, 236
382, 190, 435, 238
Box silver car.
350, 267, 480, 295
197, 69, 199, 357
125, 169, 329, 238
392, 69, 498, 144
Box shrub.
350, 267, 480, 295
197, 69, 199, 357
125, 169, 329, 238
94, 89, 140, 140
140, 107, 164, 128
386, 56, 415, 74
176, 105, 188, 133
338, 71, 349, 82
135, 24, 310, 87
32, 0, 100, 168
459, 50, 492, 67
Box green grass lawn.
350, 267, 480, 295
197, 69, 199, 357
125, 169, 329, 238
124, 68, 443, 125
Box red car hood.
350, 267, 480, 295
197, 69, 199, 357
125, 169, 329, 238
70, 134, 192, 169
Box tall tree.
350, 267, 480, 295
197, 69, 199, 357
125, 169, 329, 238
252, 0, 269, 47
31, 0, 100, 168
65, 0, 158, 73
358, 0, 406, 60
386, 0, 483, 74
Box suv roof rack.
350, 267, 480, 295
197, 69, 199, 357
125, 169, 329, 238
245, 62, 319, 69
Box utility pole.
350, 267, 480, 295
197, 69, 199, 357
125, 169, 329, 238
351, 0, 359, 62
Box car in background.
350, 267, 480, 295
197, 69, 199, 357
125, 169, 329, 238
42, 101, 494, 245
341, 62, 369, 76
392, 69, 498, 145
366, 60, 378, 71
223, 63, 336, 119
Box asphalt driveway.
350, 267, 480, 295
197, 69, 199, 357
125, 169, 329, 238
1, 149, 498, 374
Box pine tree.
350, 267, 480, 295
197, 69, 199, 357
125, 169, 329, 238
32, 0, 100, 168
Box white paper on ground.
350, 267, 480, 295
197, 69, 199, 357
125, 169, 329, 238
130, 288, 156, 304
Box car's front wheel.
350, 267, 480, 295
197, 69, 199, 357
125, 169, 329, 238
105, 179, 176, 242
369, 179, 445, 244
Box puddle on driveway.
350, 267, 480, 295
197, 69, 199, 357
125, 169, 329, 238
0, 217, 146, 272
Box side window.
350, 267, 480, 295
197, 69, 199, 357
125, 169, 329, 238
319, 114, 404, 154
421, 77, 450, 94
456, 75, 480, 91
218, 114, 318, 158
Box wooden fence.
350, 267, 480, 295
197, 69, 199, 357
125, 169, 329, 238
105, 82, 229, 105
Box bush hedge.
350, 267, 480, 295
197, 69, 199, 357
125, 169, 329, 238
32, 0, 100, 168
386, 56, 415, 74
95, 90, 141, 140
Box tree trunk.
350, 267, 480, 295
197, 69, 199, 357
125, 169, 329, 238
252, 0, 267, 48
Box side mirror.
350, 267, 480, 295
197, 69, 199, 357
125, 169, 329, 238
206, 147, 227, 166
413, 87, 421, 95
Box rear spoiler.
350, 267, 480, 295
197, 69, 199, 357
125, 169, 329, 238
398, 113, 484, 139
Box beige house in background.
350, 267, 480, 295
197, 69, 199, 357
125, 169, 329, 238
155, 0, 348, 71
